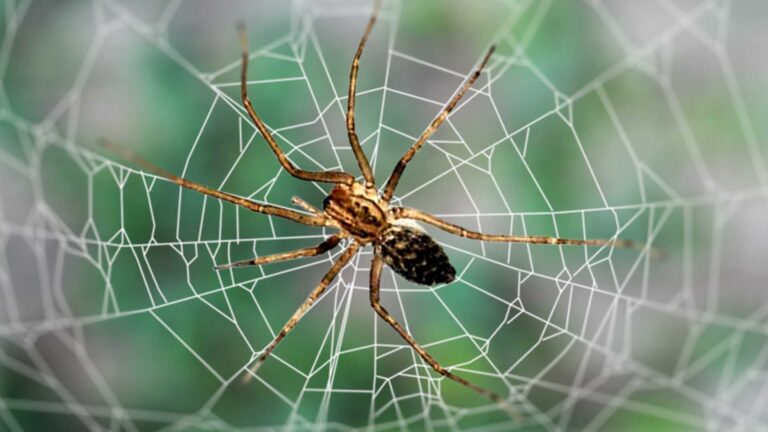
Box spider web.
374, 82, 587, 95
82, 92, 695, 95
1, 0, 768, 430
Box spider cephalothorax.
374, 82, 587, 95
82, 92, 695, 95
322, 182, 386, 241
106, 0, 646, 418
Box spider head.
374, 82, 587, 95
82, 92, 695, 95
323, 182, 387, 242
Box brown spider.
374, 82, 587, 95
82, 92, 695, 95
103, 0, 644, 417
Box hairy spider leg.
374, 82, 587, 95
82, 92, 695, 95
238, 23, 354, 185
381, 45, 496, 203
345, 0, 383, 188
215, 234, 342, 270
100, 139, 326, 227
243, 243, 360, 382
369, 254, 522, 420
393, 207, 654, 252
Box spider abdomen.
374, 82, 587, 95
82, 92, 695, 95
378, 225, 456, 286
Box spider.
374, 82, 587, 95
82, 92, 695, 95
103, 0, 644, 417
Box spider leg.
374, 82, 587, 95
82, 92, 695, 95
392, 207, 653, 252
238, 23, 354, 185
242, 243, 360, 382
369, 253, 521, 419
345, 0, 382, 188
215, 234, 342, 270
381, 45, 495, 203
100, 139, 327, 227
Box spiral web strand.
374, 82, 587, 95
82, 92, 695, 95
1, 0, 768, 430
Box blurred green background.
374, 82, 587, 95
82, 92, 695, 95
1, 0, 768, 430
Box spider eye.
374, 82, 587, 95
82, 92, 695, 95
323, 195, 332, 210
